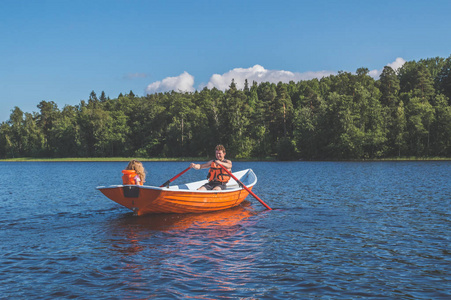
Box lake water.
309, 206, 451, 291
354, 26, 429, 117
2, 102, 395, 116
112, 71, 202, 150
0, 161, 450, 299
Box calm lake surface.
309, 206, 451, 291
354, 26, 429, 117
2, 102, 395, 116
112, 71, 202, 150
0, 161, 450, 299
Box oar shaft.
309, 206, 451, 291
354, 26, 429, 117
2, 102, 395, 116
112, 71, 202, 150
218, 164, 272, 210
160, 167, 191, 187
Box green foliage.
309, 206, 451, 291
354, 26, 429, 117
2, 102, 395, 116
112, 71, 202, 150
379, 66, 400, 107
437, 55, 451, 102
1, 55, 451, 160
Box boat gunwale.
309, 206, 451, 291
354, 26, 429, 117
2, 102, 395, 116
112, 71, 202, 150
96, 169, 257, 194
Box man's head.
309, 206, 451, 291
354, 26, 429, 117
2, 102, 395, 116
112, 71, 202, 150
215, 144, 226, 160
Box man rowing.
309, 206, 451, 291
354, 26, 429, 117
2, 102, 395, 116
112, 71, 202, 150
189, 144, 232, 190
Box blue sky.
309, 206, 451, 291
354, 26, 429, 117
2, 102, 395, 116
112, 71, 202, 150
1, 0, 450, 122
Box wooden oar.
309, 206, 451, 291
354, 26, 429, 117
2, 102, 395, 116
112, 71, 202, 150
160, 167, 191, 187
217, 163, 272, 210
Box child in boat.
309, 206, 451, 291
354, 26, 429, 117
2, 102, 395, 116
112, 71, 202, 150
122, 160, 146, 185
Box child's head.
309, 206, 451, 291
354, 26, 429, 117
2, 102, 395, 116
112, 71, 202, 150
126, 160, 146, 183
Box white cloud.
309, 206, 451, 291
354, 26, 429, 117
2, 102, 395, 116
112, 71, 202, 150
206, 65, 335, 90
368, 57, 406, 78
387, 57, 406, 71
368, 69, 380, 78
144, 59, 408, 94
145, 71, 194, 94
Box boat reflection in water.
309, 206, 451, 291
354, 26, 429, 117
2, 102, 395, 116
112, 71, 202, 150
103, 201, 263, 296
105, 200, 258, 255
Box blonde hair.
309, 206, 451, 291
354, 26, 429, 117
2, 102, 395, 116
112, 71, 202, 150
125, 160, 146, 183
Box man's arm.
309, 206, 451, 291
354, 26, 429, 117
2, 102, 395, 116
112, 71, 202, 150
190, 160, 213, 170
214, 159, 232, 170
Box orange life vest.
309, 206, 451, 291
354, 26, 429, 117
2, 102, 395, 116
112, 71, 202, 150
122, 170, 143, 185
207, 162, 231, 183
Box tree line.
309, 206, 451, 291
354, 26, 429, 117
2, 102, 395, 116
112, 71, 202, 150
1, 55, 450, 160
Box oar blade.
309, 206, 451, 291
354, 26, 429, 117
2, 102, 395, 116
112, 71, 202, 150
219, 164, 272, 210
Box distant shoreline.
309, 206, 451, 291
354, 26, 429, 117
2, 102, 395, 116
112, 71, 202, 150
0, 157, 449, 162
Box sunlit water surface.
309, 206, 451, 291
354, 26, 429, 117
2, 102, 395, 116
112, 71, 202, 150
0, 161, 450, 299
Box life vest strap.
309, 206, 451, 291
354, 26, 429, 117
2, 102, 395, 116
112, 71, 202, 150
207, 162, 231, 183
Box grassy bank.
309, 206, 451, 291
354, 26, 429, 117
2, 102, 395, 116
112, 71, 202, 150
355, 156, 451, 161
0, 156, 449, 162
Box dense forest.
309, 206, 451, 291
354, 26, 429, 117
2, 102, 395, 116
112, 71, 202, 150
1, 56, 451, 160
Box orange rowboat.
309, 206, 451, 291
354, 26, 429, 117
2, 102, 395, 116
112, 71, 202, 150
96, 169, 258, 216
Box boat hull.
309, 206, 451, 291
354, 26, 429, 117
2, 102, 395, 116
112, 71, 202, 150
97, 169, 257, 215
